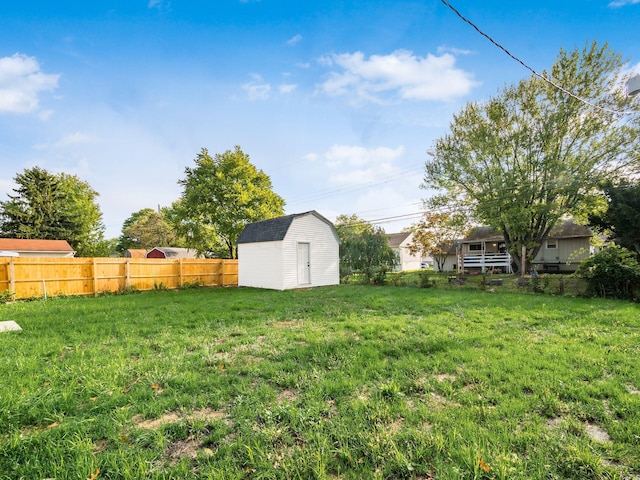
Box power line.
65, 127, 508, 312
440, 0, 635, 116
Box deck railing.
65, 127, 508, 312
459, 253, 512, 273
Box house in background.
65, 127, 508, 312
146, 247, 199, 259
124, 249, 147, 258
0, 239, 75, 258
387, 232, 423, 271
437, 219, 592, 273
237, 210, 339, 290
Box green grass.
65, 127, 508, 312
0, 286, 639, 479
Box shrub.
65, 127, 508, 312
576, 245, 640, 300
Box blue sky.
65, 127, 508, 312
1, 0, 639, 239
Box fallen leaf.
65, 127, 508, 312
47, 422, 60, 429
87, 468, 100, 480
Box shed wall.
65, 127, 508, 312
238, 241, 284, 289
281, 215, 339, 290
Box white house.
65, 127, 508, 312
387, 232, 423, 271
237, 210, 340, 290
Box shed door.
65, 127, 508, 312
297, 242, 310, 285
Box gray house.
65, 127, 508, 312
438, 219, 592, 273
237, 211, 339, 290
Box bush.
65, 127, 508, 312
576, 245, 640, 300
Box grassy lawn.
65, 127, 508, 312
1, 285, 639, 479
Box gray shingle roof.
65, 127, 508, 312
237, 211, 336, 244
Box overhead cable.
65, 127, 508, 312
440, 0, 635, 116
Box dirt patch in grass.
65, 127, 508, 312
627, 384, 640, 395
273, 320, 303, 329
436, 373, 456, 382
165, 434, 201, 465
546, 417, 563, 429
134, 408, 228, 430
277, 389, 299, 403
586, 423, 611, 443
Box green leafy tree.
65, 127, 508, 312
409, 212, 469, 271
423, 42, 640, 273
577, 244, 640, 300
117, 208, 179, 252
173, 146, 285, 258
589, 181, 640, 255
116, 208, 156, 252
335, 215, 397, 284
0, 167, 105, 256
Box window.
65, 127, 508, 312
546, 239, 557, 249
469, 243, 482, 251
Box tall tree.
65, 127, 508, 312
117, 208, 179, 252
116, 208, 156, 253
423, 42, 640, 272
173, 146, 285, 258
0, 167, 105, 256
589, 180, 640, 255
335, 214, 398, 284
409, 212, 469, 271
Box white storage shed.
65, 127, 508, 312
237, 210, 340, 290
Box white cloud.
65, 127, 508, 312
437, 45, 474, 56
608, 0, 640, 7
0, 53, 60, 114
303, 153, 318, 161
279, 83, 297, 94
34, 132, 97, 150
286, 34, 303, 46
242, 75, 271, 100
318, 49, 477, 104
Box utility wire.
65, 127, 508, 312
440, 0, 635, 116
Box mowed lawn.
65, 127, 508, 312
1, 285, 639, 480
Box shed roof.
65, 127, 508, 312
125, 249, 147, 258
146, 247, 198, 258
237, 211, 336, 244
0, 238, 74, 252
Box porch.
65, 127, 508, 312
458, 252, 512, 274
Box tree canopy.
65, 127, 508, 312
0, 167, 105, 256
172, 146, 285, 258
335, 214, 397, 284
589, 181, 640, 255
423, 42, 640, 272
409, 212, 469, 271
117, 208, 179, 252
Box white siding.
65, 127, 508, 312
238, 241, 284, 290
281, 214, 339, 289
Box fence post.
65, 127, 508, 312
125, 259, 131, 290
92, 258, 98, 296
9, 258, 15, 294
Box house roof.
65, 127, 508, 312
387, 232, 412, 248
547, 219, 592, 239
237, 210, 337, 244
147, 247, 198, 258
0, 238, 74, 252
462, 219, 592, 243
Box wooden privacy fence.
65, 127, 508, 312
0, 257, 238, 299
